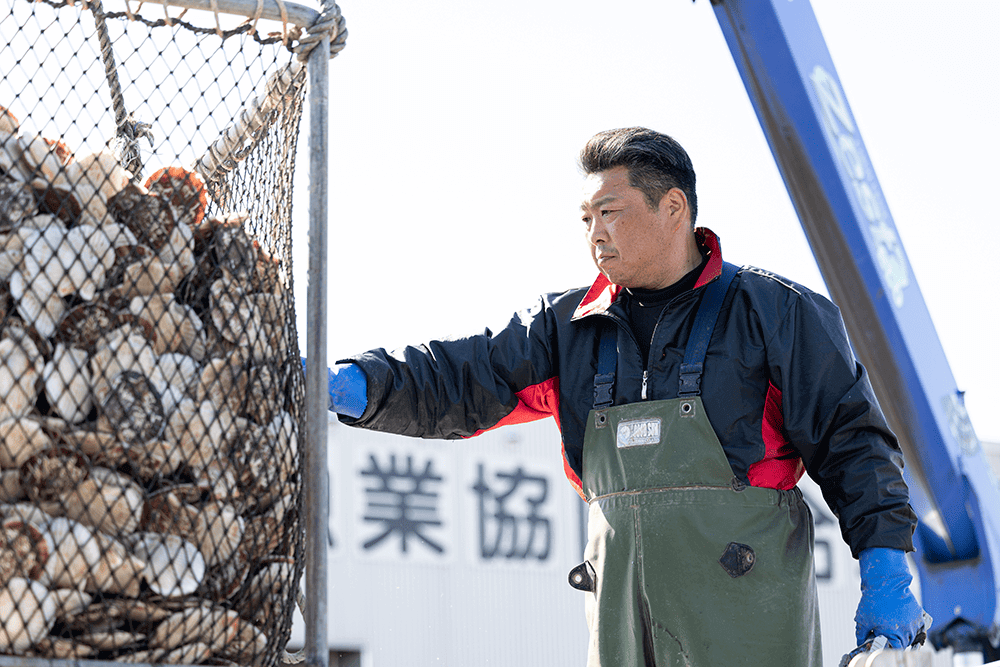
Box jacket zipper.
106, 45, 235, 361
641, 370, 649, 400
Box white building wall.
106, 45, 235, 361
290, 417, 954, 667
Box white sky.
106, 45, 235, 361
291, 0, 1000, 443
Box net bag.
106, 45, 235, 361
0, 0, 339, 662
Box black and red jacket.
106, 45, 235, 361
343, 229, 917, 557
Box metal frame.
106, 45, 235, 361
304, 26, 330, 667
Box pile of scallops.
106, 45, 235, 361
0, 105, 302, 664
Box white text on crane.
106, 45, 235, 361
810, 65, 909, 309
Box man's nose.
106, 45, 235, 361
586, 217, 608, 246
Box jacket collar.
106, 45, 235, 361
571, 227, 724, 320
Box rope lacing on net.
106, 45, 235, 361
191, 0, 346, 194
293, 0, 347, 62
89, 0, 155, 183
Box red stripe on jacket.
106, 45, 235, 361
747, 382, 805, 490
470, 377, 585, 497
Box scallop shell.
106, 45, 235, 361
55, 302, 118, 352
124, 438, 185, 480
90, 325, 159, 403
244, 362, 281, 426
42, 344, 92, 423
70, 150, 131, 203
73, 598, 170, 626
154, 353, 200, 393
142, 489, 200, 537
200, 546, 250, 602
191, 461, 242, 507
211, 225, 257, 283
164, 399, 226, 470
0, 336, 44, 422
20, 134, 64, 184
0, 519, 49, 584
119, 254, 178, 297
61, 471, 144, 535
0, 577, 58, 652
130, 532, 206, 598
130, 293, 206, 358
197, 354, 247, 415
50, 587, 92, 619
242, 494, 294, 562
143, 494, 243, 569
84, 534, 144, 597
158, 220, 195, 278
156, 384, 189, 415
211, 290, 284, 359
7, 224, 99, 336
230, 422, 274, 511
97, 370, 165, 444
239, 558, 294, 631
116, 642, 213, 664
59, 428, 118, 459
0, 134, 26, 182
77, 631, 146, 650
0, 503, 55, 528
251, 244, 288, 294
192, 211, 248, 244
0, 179, 36, 231
268, 411, 298, 483
62, 152, 130, 229
0, 107, 18, 136
108, 183, 175, 250
198, 504, 244, 569
227, 412, 297, 514
8, 271, 64, 339
144, 166, 209, 230
61, 224, 115, 299
39, 517, 102, 590
217, 617, 267, 665
0, 470, 22, 502
150, 604, 241, 651
0, 249, 23, 282
30, 179, 81, 226
0, 419, 53, 470
101, 222, 140, 249
209, 276, 260, 348
31, 636, 95, 659
20, 447, 90, 505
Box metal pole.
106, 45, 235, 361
304, 32, 330, 667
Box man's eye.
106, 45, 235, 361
582, 217, 591, 226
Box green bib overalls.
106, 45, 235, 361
570, 263, 822, 667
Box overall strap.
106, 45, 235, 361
592, 262, 740, 408
678, 262, 740, 397
593, 324, 617, 410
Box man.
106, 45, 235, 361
323, 127, 924, 665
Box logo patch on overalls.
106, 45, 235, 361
616, 418, 662, 448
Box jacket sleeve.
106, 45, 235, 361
770, 290, 917, 558
338, 296, 559, 439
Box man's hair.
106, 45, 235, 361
579, 127, 698, 224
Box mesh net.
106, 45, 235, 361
0, 0, 308, 663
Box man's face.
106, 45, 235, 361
581, 166, 689, 290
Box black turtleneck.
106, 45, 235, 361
625, 255, 708, 366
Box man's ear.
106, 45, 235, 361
660, 187, 690, 223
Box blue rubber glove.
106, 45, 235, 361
855, 547, 925, 648
300, 359, 368, 419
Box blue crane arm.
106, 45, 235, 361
709, 0, 999, 653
